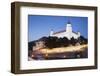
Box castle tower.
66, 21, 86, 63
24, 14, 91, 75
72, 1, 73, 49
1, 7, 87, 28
66, 20, 72, 33
50, 29, 54, 36
66, 20, 72, 39
77, 31, 80, 37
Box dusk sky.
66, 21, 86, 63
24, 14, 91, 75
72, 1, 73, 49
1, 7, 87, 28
28, 15, 88, 42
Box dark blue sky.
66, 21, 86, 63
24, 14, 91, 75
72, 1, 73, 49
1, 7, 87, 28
28, 15, 88, 42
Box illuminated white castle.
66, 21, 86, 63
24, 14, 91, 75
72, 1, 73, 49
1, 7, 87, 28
50, 21, 80, 40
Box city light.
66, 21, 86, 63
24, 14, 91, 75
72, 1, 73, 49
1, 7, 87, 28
39, 44, 87, 54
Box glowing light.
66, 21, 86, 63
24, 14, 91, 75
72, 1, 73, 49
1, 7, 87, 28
39, 44, 87, 54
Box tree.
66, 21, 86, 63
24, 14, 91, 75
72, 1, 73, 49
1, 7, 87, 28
70, 37, 76, 46
40, 35, 88, 49
28, 41, 35, 50
61, 37, 69, 47
78, 36, 88, 45
45, 36, 70, 48
45, 36, 58, 49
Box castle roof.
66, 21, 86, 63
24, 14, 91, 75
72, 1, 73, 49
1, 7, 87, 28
67, 20, 71, 24
53, 30, 66, 35
53, 29, 78, 35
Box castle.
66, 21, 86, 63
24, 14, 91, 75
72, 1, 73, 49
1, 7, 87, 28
50, 21, 80, 40
32, 20, 81, 51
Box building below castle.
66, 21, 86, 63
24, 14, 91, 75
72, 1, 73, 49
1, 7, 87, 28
50, 21, 80, 40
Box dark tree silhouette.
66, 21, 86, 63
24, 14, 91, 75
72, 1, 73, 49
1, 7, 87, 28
70, 37, 76, 46
61, 37, 69, 47
45, 36, 58, 49
28, 36, 88, 49
28, 41, 35, 50
78, 36, 88, 45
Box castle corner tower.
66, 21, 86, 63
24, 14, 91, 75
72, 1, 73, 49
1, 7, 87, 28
50, 29, 54, 36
